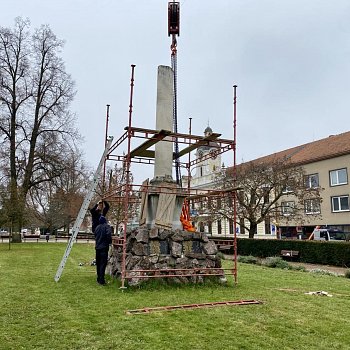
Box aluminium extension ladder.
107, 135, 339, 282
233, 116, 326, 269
54, 136, 114, 282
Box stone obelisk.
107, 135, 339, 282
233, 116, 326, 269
141, 65, 185, 230
153, 65, 174, 181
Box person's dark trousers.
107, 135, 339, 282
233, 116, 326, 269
96, 248, 109, 284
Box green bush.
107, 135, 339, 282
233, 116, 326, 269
262, 257, 290, 269
291, 265, 306, 272
238, 255, 259, 264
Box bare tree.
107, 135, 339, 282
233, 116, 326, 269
27, 149, 89, 233
213, 158, 323, 238
102, 163, 139, 233
0, 18, 79, 231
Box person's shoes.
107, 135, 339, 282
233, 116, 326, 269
97, 281, 106, 285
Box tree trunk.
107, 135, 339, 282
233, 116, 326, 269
249, 222, 258, 239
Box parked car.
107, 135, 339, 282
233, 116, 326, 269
0, 229, 8, 236
309, 228, 349, 241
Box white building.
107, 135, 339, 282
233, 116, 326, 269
187, 128, 350, 239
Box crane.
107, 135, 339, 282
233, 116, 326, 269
168, 1, 181, 186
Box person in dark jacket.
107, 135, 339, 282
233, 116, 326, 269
94, 215, 112, 285
90, 200, 110, 233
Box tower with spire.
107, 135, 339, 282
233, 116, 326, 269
191, 125, 222, 188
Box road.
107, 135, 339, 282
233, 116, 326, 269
0, 237, 94, 244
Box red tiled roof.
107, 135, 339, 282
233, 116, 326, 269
242, 131, 350, 166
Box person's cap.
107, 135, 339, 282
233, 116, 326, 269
99, 216, 107, 224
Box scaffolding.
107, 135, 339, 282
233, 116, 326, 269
100, 65, 238, 289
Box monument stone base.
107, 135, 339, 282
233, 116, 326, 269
109, 227, 226, 286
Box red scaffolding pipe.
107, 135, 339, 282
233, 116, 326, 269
102, 104, 110, 192
233, 84, 238, 284
121, 64, 136, 289
127, 299, 262, 314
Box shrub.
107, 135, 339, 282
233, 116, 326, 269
238, 255, 259, 264
291, 265, 306, 272
262, 257, 291, 269
309, 269, 339, 277
344, 270, 350, 279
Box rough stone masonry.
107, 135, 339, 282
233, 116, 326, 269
109, 227, 225, 286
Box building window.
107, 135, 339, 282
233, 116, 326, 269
199, 199, 203, 210
330, 168, 348, 186
282, 185, 293, 194
264, 216, 271, 234
304, 199, 321, 214
263, 187, 270, 204
226, 194, 233, 207
237, 191, 244, 202
331, 195, 350, 212
239, 218, 245, 234
207, 197, 212, 210
305, 173, 319, 189
217, 220, 222, 234
281, 201, 295, 215
229, 219, 234, 235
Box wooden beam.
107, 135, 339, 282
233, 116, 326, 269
177, 133, 222, 158
130, 129, 172, 158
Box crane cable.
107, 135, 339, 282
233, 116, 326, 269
171, 35, 181, 186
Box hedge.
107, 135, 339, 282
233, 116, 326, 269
225, 238, 350, 267
237, 239, 350, 267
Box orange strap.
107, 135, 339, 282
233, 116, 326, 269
180, 199, 196, 232
180, 215, 196, 232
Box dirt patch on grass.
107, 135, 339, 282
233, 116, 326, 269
288, 262, 349, 275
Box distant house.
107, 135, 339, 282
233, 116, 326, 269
265, 131, 350, 238
187, 129, 350, 239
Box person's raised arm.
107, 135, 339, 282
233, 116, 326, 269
102, 201, 110, 216
90, 203, 98, 215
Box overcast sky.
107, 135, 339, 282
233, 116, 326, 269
2, 0, 350, 183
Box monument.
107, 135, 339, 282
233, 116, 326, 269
108, 65, 224, 286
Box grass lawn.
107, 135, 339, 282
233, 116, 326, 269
0, 243, 350, 350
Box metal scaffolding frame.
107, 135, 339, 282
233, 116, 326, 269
102, 65, 238, 289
